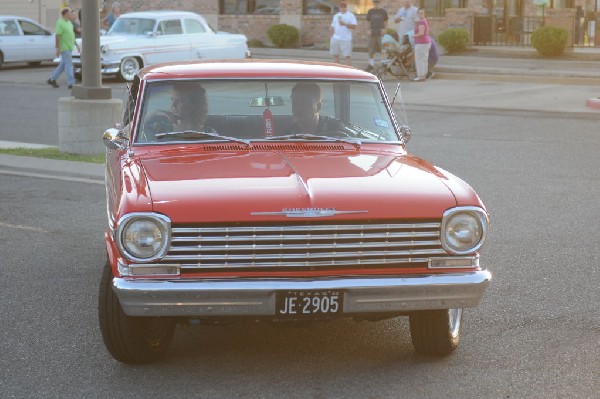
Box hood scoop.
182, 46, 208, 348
201, 143, 347, 152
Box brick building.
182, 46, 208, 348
2, 0, 598, 47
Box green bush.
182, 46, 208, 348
531, 26, 568, 57
267, 24, 300, 48
437, 28, 469, 54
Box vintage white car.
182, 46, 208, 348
0, 15, 54, 67
72, 10, 250, 81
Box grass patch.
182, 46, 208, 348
0, 147, 104, 163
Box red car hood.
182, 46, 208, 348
137, 147, 461, 223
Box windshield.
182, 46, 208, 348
135, 80, 400, 145
108, 17, 156, 35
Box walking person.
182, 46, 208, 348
395, 0, 418, 40
412, 8, 431, 82
330, 1, 357, 66
365, 0, 388, 72
47, 8, 76, 89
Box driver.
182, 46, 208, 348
144, 82, 216, 137
288, 82, 343, 134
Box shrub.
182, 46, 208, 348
247, 39, 265, 48
437, 28, 469, 54
531, 26, 567, 57
267, 24, 300, 48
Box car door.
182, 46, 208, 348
0, 19, 26, 62
18, 19, 54, 62
145, 18, 191, 64
183, 18, 211, 60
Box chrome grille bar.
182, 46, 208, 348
167, 239, 442, 253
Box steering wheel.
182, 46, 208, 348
144, 111, 176, 138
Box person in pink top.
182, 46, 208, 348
412, 8, 432, 82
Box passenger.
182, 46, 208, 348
288, 82, 343, 134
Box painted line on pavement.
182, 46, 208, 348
0, 168, 103, 185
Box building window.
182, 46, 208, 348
220, 0, 280, 15
420, 0, 467, 16
304, 0, 373, 16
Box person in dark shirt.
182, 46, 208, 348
288, 82, 343, 134
365, 0, 388, 72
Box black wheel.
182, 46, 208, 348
409, 308, 462, 356
98, 259, 175, 364
0, 51, 4, 68
74, 71, 82, 82
118, 56, 141, 82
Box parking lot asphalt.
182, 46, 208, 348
1, 46, 599, 182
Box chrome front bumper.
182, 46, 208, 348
72, 59, 120, 75
113, 270, 491, 317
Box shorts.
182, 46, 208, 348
368, 34, 382, 55
330, 37, 353, 58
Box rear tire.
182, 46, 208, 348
0, 52, 4, 68
98, 259, 175, 364
118, 56, 141, 82
409, 308, 462, 356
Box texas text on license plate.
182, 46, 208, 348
275, 290, 344, 319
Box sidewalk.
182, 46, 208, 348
250, 46, 600, 84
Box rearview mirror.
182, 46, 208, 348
250, 96, 285, 107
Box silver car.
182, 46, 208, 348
73, 10, 250, 82
0, 16, 54, 67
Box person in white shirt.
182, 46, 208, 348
395, 0, 418, 39
330, 1, 357, 66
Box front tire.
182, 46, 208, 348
118, 56, 141, 82
98, 260, 175, 364
409, 308, 462, 356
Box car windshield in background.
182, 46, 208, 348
108, 18, 156, 35
135, 80, 399, 145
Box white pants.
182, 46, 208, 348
414, 42, 432, 78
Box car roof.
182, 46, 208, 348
118, 10, 202, 19
140, 60, 379, 82
0, 15, 37, 21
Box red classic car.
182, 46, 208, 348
100, 59, 491, 364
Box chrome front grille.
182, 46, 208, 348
159, 221, 446, 271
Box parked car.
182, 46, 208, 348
73, 10, 250, 82
0, 16, 54, 67
100, 59, 491, 363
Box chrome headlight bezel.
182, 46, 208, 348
116, 213, 171, 262
441, 207, 488, 255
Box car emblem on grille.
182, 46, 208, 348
251, 208, 368, 218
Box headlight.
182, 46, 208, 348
116, 213, 171, 262
441, 207, 488, 255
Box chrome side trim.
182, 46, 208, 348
113, 270, 491, 317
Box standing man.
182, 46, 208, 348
330, 1, 357, 66
395, 0, 418, 40
47, 8, 76, 89
365, 0, 388, 72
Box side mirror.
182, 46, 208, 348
399, 125, 411, 144
103, 127, 128, 150
146, 31, 157, 38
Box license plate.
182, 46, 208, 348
275, 290, 344, 319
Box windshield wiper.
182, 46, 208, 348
155, 130, 250, 146
264, 134, 361, 148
